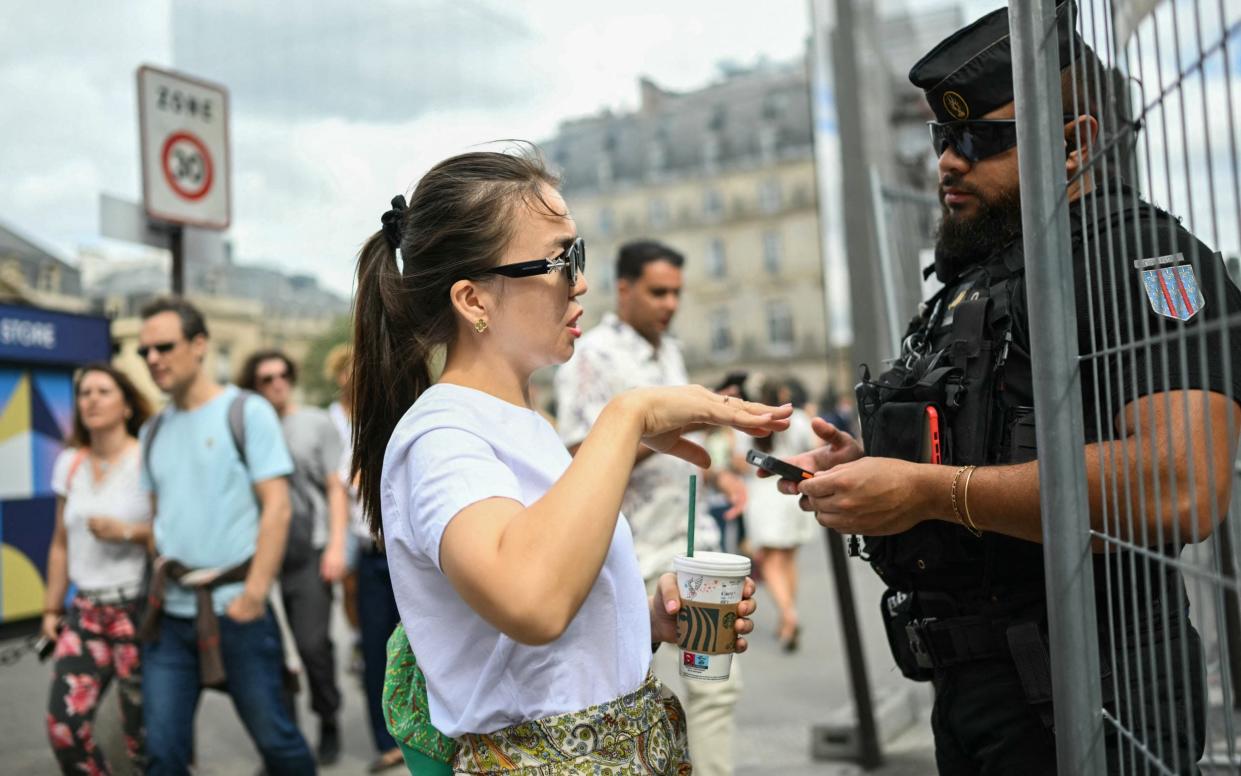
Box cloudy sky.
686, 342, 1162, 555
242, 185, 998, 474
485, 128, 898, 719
0, 1, 811, 296
1, 0, 1025, 299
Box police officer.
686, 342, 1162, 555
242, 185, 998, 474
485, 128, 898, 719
776, 3, 1241, 773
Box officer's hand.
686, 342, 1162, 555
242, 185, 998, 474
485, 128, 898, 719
797, 457, 932, 535
766, 418, 865, 496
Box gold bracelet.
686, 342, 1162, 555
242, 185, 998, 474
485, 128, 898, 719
950, 464, 982, 537
961, 465, 983, 537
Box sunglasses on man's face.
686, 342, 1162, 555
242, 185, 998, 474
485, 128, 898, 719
137, 341, 179, 359
481, 237, 586, 287
258, 371, 290, 386
929, 116, 1081, 164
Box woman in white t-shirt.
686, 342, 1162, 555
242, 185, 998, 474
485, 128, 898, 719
42, 363, 154, 774
348, 147, 791, 775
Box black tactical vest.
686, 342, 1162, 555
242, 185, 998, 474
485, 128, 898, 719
855, 241, 1046, 607
856, 183, 1209, 618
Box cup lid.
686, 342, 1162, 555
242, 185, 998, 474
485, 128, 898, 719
673, 551, 752, 577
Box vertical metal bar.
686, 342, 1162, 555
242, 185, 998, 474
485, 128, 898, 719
1147, 8, 1196, 767
823, 528, 883, 769
869, 166, 903, 356
170, 225, 185, 295
830, 0, 889, 371
1009, 2, 1107, 773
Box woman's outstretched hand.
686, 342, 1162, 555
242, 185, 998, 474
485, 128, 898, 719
618, 385, 792, 468
650, 572, 757, 653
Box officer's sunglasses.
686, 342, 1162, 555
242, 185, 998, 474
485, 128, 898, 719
480, 237, 585, 287
137, 340, 179, 359
929, 116, 1081, 163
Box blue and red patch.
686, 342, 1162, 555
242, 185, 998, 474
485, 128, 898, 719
1134, 253, 1205, 322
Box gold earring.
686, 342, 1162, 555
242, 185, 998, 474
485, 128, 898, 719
474, 318, 488, 334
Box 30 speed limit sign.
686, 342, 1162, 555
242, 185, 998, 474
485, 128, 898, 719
138, 65, 230, 228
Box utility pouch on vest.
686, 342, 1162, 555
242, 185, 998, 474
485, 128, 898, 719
1006, 621, 1055, 729
1007, 406, 1038, 464
880, 588, 934, 682
867, 402, 938, 461
947, 297, 998, 464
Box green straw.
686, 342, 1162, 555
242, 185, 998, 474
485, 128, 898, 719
687, 474, 697, 558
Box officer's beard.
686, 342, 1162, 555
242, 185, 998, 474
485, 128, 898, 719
934, 176, 1024, 283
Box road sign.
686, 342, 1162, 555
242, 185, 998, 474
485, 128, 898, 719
138, 65, 230, 229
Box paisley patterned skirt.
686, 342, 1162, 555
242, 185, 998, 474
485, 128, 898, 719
451, 671, 692, 775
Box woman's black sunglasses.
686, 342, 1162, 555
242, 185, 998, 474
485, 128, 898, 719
929, 116, 1080, 163
481, 237, 586, 286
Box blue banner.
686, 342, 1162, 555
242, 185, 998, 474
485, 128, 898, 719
0, 304, 110, 366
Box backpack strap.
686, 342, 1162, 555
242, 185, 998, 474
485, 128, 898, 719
142, 409, 169, 492
228, 390, 250, 470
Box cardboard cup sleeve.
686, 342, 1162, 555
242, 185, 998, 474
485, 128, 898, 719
676, 600, 742, 655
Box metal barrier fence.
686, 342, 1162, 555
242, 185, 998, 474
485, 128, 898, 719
1012, 0, 1241, 772
872, 176, 940, 355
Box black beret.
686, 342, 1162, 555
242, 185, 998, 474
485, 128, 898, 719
909, 1, 1086, 123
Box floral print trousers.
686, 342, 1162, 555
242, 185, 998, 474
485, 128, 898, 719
452, 671, 692, 775
46, 596, 146, 775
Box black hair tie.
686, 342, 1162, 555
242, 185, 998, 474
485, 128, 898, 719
380, 195, 407, 251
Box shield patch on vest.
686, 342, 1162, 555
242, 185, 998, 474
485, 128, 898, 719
1134, 253, 1205, 321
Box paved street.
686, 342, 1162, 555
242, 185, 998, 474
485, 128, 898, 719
0, 534, 936, 774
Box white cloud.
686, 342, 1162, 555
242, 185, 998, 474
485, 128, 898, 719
1, 0, 809, 295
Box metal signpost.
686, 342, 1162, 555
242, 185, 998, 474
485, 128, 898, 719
136, 65, 230, 294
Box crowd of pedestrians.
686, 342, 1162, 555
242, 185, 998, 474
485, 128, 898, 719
37, 163, 825, 776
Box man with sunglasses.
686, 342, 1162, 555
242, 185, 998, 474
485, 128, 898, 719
136, 297, 315, 775
776, 2, 1241, 772
239, 349, 349, 767
556, 239, 748, 776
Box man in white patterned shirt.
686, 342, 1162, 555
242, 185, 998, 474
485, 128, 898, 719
556, 239, 745, 776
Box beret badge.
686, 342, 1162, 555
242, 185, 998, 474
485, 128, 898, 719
942, 91, 970, 120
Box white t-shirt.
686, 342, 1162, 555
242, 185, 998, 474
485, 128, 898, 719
329, 401, 369, 542
382, 383, 651, 738
51, 446, 151, 591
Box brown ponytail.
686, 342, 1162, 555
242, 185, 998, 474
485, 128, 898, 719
350, 145, 561, 539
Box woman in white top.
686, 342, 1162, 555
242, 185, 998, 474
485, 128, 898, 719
349, 147, 790, 774
42, 363, 154, 774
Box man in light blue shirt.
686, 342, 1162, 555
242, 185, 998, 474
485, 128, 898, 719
137, 296, 314, 776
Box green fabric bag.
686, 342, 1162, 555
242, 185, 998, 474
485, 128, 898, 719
383, 623, 457, 775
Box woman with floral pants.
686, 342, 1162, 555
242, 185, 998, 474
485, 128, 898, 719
47, 598, 145, 772
43, 364, 153, 774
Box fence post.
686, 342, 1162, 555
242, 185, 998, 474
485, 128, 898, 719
1008, 1, 1106, 773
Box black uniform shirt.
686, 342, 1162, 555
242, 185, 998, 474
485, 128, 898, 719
1009, 182, 1241, 440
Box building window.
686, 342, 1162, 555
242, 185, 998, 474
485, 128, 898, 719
598, 207, 614, 237
758, 179, 782, 214
648, 198, 668, 229
762, 230, 782, 275
710, 308, 734, 359
707, 238, 727, 279
766, 300, 795, 354
703, 188, 724, 220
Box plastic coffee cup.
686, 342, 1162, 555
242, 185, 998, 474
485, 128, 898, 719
674, 551, 751, 682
